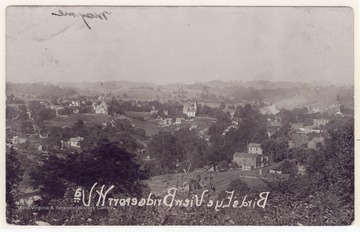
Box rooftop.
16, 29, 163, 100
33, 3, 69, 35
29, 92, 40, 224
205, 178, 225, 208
69, 136, 84, 142
289, 133, 308, 147
233, 152, 260, 158
310, 137, 324, 144
248, 143, 261, 148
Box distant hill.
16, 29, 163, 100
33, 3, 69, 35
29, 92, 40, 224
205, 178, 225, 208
56, 81, 159, 93
6, 83, 78, 100
192, 80, 336, 90
6, 80, 353, 110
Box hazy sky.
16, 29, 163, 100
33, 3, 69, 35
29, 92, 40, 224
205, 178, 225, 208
6, 6, 354, 85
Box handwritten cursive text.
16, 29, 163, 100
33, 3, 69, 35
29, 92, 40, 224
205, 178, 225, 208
51, 10, 111, 30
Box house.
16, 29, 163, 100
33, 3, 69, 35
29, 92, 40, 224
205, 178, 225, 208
233, 152, 261, 171
308, 137, 324, 150
163, 118, 172, 126
270, 120, 282, 128
231, 118, 242, 126
68, 136, 84, 148
313, 118, 329, 127
291, 122, 304, 131
175, 117, 185, 125
183, 102, 197, 117
163, 110, 169, 116
150, 109, 159, 115
70, 100, 81, 107
288, 133, 308, 149
300, 126, 321, 134
95, 101, 108, 114
335, 111, 344, 117
12, 136, 27, 145
189, 124, 198, 131
248, 143, 262, 155
247, 143, 269, 166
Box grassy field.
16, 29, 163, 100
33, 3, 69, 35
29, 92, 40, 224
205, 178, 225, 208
147, 170, 268, 196
44, 113, 111, 127
180, 117, 216, 132
128, 118, 164, 137
125, 111, 150, 120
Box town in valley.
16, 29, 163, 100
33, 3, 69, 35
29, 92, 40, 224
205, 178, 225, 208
6, 6, 354, 226
6, 79, 354, 225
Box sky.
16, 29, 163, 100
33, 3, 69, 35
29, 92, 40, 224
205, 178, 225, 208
6, 6, 354, 85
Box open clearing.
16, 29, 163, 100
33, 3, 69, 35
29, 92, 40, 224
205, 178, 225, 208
44, 114, 111, 127
147, 170, 268, 196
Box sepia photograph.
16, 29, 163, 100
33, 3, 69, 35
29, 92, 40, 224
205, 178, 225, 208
5, 5, 355, 226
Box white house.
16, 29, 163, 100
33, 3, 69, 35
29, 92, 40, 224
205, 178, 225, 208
183, 102, 197, 117
95, 101, 108, 114
69, 137, 84, 148
248, 143, 262, 155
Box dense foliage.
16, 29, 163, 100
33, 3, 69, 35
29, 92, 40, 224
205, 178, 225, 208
30, 139, 149, 204
5, 84, 354, 225
6, 147, 24, 223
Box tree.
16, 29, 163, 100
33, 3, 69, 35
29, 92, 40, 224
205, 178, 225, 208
271, 123, 291, 139
18, 105, 28, 121
206, 142, 228, 171
173, 128, 209, 170
6, 106, 18, 120
278, 159, 298, 177
217, 160, 229, 171
28, 101, 55, 121
58, 107, 74, 115
114, 119, 133, 133
44, 135, 62, 150
264, 118, 355, 225
74, 119, 85, 130
21, 120, 34, 134
292, 107, 308, 123
31, 139, 149, 204
219, 102, 226, 110
277, 109, 295, 124
261, 139, 289, 162
108, 98, 124, 115
6, 147, 24, 223
147, 131, 182, 174
289, 147, 315, 163
306, 118, 354, 205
